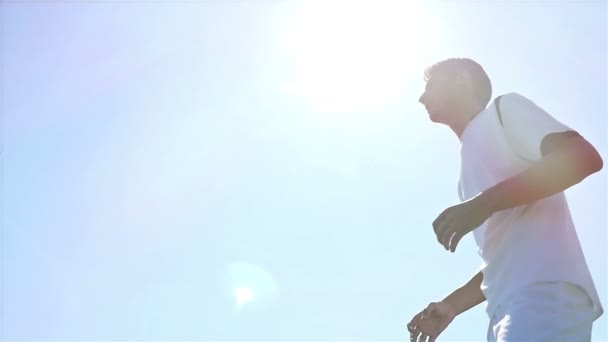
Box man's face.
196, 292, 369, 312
418, 73, 464, 124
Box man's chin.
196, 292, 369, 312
428, 113, 441, 123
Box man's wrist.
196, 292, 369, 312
442, 272, 486, 316
474, 189, 500, 217
441, 287, 468, 316
440, 298, 460, 317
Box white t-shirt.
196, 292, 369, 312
458, 92, 603, 320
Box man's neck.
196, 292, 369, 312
452, 104, 485, 139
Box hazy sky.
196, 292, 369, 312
2, 1, 606, 341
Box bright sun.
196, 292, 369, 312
282, 0, 435, 114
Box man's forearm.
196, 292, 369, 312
442, 271, 485, 316
477, 141, 602, 216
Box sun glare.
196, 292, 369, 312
234, 287, 255, 308
228, 262, 278, 311
282, 0, 435, 114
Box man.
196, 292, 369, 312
407, 58, 604, 342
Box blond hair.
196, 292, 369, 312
424, 58, 492, 107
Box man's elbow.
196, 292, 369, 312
589, 149, 603, 173
565, 138, 604, 179
582, 142, 603, 175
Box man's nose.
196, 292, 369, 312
419, 93, 427, 104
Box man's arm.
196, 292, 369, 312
434, 131, 603, 252
476, 131, 603, 216
408, 271, 485, 341
441, 270, 485, 315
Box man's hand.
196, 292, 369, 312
406, 302, 457, 342
433, 195, 492, 252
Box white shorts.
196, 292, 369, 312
487, 282, 595, 342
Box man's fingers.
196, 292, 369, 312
408, 312, 422, 330
450, 233, 464, 252
410, 328, 421, 342
406, 319, 417, 334
432, 215, 441, 234
411, 323, 423, 342
435, 220, 448, 245
441, 229, 455, 250
432, 209, 449, 234
413, 303, 440, 341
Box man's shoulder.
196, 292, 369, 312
496, 92, 544, 117
498, 92, 528, 104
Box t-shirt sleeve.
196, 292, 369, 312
499, 92, 575, 161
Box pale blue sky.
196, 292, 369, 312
1, 1, 606, 341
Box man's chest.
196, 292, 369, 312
459, 126, 526, 200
